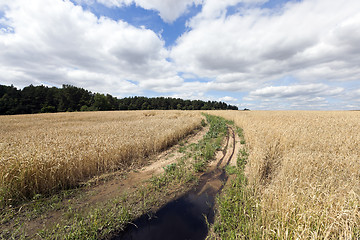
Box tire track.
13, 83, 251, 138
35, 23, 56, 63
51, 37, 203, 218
216, 126, 230, 168
115, 125, 240, 240
224, 126, 236, 167
216, 126, 236, 169
197, 125, 236, 195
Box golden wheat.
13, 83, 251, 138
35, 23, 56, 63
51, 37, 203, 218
209, 110, 360, 239
0, 111, 202, 206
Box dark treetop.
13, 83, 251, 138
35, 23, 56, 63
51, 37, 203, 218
0, 84, 238, 115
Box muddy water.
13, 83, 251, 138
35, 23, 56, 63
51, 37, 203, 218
113, 169, 228, 240
113, 127, 236, 240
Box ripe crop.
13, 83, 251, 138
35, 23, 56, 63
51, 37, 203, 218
0, 111, 202, 207
210, 110, 360, 239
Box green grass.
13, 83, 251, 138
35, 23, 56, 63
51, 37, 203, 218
224, 165, 237, 175
191, 114, 228, 172
211, 126, 263, 239
38, 198, 133, 239
1, 114, 230, 240
0, 188, 81, 226
36, 148, 200, 240
52, 114, 229, 239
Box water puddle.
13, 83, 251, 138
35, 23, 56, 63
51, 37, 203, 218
113, 126, 236, 240
113, 168, 228, 240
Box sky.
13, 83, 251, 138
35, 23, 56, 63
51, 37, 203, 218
0, 0, 359, 110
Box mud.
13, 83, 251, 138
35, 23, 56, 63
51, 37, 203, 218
113, 168, 227, 240
19, 126, 210, 238
113, 127, 237, 240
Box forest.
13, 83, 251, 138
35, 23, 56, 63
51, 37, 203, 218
0, 84, 238, 115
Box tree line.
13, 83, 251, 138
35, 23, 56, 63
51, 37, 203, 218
0, 84, 238, 115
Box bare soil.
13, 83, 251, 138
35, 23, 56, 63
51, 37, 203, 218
5, 124, 242, 239
113, 126, 240, 240
15, 126, 209, 238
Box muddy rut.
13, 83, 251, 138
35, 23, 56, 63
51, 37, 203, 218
19, 125, 241, 239
114, 126, 241, 240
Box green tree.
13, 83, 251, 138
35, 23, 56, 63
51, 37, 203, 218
92, 93, 111, 111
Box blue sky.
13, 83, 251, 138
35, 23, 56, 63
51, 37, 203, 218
1, 0, 360, 110
72, 1, 203, 47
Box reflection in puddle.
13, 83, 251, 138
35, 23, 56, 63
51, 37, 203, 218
113, 169, 227, 240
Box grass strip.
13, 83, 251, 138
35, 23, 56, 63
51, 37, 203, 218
1, 114, 229, 240
210, 126, 263, 239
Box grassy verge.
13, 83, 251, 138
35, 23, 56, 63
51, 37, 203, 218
149, 114, 229, 189
191, 114, 229, 172
1, 114, 229, 240
210, 126, 263, 239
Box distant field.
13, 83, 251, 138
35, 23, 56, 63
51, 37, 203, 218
210, 111, 360, 238
0, 111, 202, 206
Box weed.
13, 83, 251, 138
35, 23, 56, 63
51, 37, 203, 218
212, 136, 262, 239
191, 114, 228, 173
178, 145, 186, 153
1, 112, 229, 239
201, 119, 207, 127
224, 165, 237, 175
163, 163, 177, 173
193, 160, 206, 173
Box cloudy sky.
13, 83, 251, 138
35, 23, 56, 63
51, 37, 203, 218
1, 0, 359, 110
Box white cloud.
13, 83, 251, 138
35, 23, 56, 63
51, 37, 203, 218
1, 0, 360, 110
0, 0, 178, 95
188, 0, 265, 23
138, 76, 184, 92
245, 83, 345, 110
208, 80, 259, 92
96, 0, 203, 23
249, 84, 344, 99
171, 0, 360, 87
219, 96, 238, 102
341, 89, 360, 107
168, 92, 206, 101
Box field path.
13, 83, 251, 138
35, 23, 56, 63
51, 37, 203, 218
23, 126, 209, 237
208, 126, 239, 169
196, 126, 239, 196
22, 124, 241, 239
84, 125, 210, 206
115, 125, 240, 239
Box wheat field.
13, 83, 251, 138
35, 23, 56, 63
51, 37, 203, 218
2, 110, 360, 238
210, 110, 360, 239
0, 111, 202, 206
